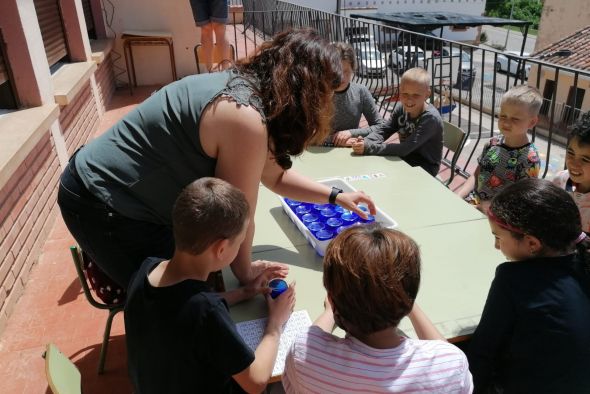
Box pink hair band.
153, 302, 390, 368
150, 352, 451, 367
575, 232, 587, 244
487, 209, 525, 234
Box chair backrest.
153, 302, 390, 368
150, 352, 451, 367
441, 121, 467, 186
443, 121, 466, 154
194, 43, 236, 73
44, 343, 82, 394
69, 246, 125, 309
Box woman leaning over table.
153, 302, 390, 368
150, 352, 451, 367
57, 28, 375, 288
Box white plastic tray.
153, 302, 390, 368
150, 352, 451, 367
279, 178, 398, 256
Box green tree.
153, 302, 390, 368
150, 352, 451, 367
485, 0, 543, 30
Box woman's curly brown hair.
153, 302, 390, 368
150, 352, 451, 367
236, 28, 343, 169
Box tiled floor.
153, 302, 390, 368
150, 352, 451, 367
0, 87, 155, 394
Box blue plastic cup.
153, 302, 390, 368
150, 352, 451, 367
268, 278, 288, 299
285, 198, 302, 207
308, 222, 326, 232
326, 217, 343, 229
302, 213, 319, 228
360, 214, 376, 224
320, 208, 337, 221
341, 211, 359, 224
315, 229, 335, 241
334, 206, 346, 214
336, 225, 351, 234
295, 204, 312, 216
313, 203, 332, 212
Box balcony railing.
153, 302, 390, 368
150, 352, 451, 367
227, 1, 590, 179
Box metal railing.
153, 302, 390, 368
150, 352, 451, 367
226, 2, 590, 179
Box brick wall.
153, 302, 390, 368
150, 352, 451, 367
95, 53, 116, 113
60, 82, 101, 154
0, 133, 61, 333
0, 83, 101, 333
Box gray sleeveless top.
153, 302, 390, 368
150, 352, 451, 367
75, 69, 265, 225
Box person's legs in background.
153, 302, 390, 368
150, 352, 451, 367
212, 22, 229, 70
200, 22, 215, 71
190, 0, 229, 72
209, 0, 229, 70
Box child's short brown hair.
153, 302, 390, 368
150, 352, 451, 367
401, 67, 431, 89
172, 177, 249, 255
323, 225, 421, 335
501, 85, 543, 116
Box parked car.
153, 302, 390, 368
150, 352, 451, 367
433, 46, 475, 74
388, 45, 425, 70
347, 34, 378, 50
496, 51, 531, 79
355, 47, 387, 78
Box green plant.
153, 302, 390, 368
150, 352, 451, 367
485, 0, 543, 30
480, 31, 488, 43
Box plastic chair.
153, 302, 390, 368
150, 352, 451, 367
194, 43, 236, 73
440, 121, 467, 186
69, 246, 125, 374
43, 343, 82, 394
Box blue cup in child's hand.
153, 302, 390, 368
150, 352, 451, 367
268, 278, 288, 299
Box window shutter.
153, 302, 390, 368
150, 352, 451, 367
82, 0, 94, 32
34, 0, 68, 67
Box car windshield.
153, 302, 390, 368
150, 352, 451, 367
361, 50, 382, 60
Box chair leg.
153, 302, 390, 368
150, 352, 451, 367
98, 307, 122, 374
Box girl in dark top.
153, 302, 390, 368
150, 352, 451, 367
57, 28, 376, 288
468, 178, 590, 393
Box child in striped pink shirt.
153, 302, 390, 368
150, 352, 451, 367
283, 225, 473, 393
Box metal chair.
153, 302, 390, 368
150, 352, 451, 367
194, 43, 236, 73
43, 343, 82, 394
440, 121, 467, 186
69, 246, 125, 374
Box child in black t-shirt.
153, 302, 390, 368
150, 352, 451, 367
125, 177, 295, 394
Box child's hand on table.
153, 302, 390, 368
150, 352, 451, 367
333, 130, 353, 146
351, 137, 366, 155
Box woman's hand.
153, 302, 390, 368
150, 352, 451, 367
336, 190, 376, 218
333, 130, 353, 147
250, 260, 289, 279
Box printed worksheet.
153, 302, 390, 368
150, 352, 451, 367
236, 310, 312, 376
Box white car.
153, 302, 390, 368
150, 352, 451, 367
348, 34, 377, 48
355, 47, 387, 78
433, 47, 475, 74
388, 45, 425, 70
496, 51, 531, 79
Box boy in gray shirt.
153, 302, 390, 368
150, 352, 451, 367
352, 68, 443, 176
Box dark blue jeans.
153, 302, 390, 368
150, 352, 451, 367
57, 160, 174, 288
